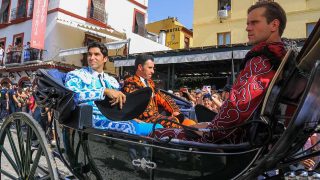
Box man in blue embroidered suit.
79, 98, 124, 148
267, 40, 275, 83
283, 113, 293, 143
65, 42, 162, 135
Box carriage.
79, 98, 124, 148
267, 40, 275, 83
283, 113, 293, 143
1, 21, 320, 180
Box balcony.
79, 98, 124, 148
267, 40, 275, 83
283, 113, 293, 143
4, 47, 44, 66
10, 4, 27, 21
87, 7, 106, 23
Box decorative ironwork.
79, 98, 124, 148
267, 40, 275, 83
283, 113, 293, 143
132, 158, 157, 170
88, 7, 106, 23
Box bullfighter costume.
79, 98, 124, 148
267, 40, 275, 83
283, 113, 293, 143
123, 75, 195, 128
151, 42, 287, 143
65, 67, 162, 136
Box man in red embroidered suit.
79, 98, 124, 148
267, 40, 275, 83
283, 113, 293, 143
151, 1, 287, 143
123, 54, 196, 128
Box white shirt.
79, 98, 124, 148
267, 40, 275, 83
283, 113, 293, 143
139, 76, 148, 87
92, 70, 105, 88
139, 76, 154, 97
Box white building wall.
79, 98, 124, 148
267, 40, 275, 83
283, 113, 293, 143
127, 32, 170, 54
58, 0, 87, 18
133, 0, 148, 7
0, 21, 32, 48
48, 0, 60, 10
106, 0, 148, 34
44, 12, 60, 61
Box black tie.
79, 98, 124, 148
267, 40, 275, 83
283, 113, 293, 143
144, 79, 149, 87
98, 74, 105, 87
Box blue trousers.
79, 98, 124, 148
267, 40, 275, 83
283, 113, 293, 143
95, 118, 163, 136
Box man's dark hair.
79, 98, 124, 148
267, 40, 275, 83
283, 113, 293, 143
134, 54, 154, 71
87, 41, 108, 57
248, 1, 287, 36
203, 93, 213, 101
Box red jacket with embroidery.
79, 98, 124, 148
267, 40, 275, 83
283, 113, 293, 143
202, 42, 287, 143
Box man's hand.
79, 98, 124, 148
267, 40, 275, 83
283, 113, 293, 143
190, 122, 210, 136
302, 159, 315, 170
104, 89, 126, 109
172, 111, 180, 116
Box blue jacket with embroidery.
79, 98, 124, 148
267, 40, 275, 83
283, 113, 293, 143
64, 67, 136, 134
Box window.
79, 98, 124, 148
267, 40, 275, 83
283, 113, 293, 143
218, 0, 231, 11
171, 34, 175, 41
217, 32, 231, 45
0, 37, 6, 49
14, 0, 28, 20
88, 0, 106, 22
84, 34, 101, 46
184, 36, 190, 49
13, 33, 24, 47
133, 9, 146, 36
307, 22, 316, 37
0, 0, 11, 23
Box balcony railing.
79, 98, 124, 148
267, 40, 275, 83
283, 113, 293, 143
4, 48, 44, 66
10, 4, 27, 21
87, 7, 106, 23
5, 50, 23, 64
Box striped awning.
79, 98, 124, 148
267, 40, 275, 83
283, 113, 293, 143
56, 18, 124, 41
58, 39, 130, 57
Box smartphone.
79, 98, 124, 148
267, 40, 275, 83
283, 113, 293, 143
202, 86, 211, 94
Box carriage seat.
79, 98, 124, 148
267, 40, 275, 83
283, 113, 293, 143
36, 69, 92, 129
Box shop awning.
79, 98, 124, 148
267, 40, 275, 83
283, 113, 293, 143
114, 50, 249, 67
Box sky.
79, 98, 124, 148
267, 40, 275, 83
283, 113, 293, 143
148, 0, 193, 29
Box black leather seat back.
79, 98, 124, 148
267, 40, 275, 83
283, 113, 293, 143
35, 69, 75, 123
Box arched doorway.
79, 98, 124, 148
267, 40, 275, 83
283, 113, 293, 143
0, 78, 11, 87
18, 77, 31, 88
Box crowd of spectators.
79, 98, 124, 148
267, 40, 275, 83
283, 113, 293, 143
167, 84, 232, 113
0, 83, 54, 144
0, 41, 42, 66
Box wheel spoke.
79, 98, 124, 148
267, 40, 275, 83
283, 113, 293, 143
5, 128, 23, 175
15, 119, 26, 176
25, 125, 32, 175
0, 168, 18, 180
37, 165, 49, 174
0, 145, 20, 174
39, 175, 51, 180
28, 146, 42, 178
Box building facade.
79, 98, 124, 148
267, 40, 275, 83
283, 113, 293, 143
146, 17, 193, 49
0, 0, 170, 86
193, 0, 320, 47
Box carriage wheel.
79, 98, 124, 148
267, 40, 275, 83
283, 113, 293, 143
0, 112, 58, 179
